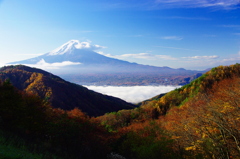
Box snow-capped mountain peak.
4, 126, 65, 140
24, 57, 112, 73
48, 40, 82, 56
48, 40, 104, 56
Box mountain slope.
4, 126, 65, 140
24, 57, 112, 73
137, 64, 240, 116
95, 64, 240, 158
96, 63, 240, 128
10, 40, 202, 75
0, 65, 135, 116
10, 40, 139, 67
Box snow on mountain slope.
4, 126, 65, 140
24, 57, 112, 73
10, 40, 133, 66
9, 40, 202, 75
48, 40, 104, 56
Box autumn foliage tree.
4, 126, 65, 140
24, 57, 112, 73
98, 64, 240, 159
160, 73, 240, 158
0, 79, 113, 158
1, 64, 240, 159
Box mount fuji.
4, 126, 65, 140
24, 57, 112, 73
11, 40, 130, 67
10, 40, 203, 85
11, 40, 198, 73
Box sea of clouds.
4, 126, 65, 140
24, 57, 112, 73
84, 85, 181, 103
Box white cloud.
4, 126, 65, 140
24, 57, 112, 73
221, 53, 240, 63
100, 0, 239, 10
96, 50, 240, 70
221, 25, 240, 28
222, 58, 240, 62
95, 49, 240, 70
119, 53, 153, 59
0, 63, 7, 68
183, 55, 219, 59
155, 45, 200, 51
179, 51, 240, 70
161, 36, 183, 40
97, 52, 177, 61
155, 55, 178, 60
154, 0, 240, 9
73, 41, 105, 50
161, 16, 210, 20
96, 51, 112, 57
208, 52, 240, 66
84, 85, 180, 103
122, 53, 177, 60
27, 59, 81, 70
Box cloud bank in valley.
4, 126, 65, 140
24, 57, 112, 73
84, 85, 180, 103
26, 59, 81, 70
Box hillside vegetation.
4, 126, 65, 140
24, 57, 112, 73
0, 80, 113, 158
0, 64, 240, 158
96, 64, 240, 159
0, 65, 135, 116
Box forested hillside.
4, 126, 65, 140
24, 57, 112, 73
96, 64, 240, 159
0, 65, 135, 116
0, 80, 112, 158
0, 64, 240, 159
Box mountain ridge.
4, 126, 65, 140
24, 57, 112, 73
95, 64, 240, 159
0, 65, 135, 116
10, 40, 202, 74
9, 40, 204, 85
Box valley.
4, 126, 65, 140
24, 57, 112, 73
1, 1, 240, 158
83, 85, 180, 103
10, 40, 204, 87
2, 40, 239, 159
61, 72, 203, 86
0, 65, 136, 116
0, 64, 239, 159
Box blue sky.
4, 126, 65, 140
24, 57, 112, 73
0, 0, 240, 70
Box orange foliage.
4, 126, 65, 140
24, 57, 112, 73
160, 76, 240, 158
67, 107, 88, 119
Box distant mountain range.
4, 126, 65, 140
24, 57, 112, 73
0, 65, 135, 116
11, 40, 131, 68
10, 40, 203, 76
